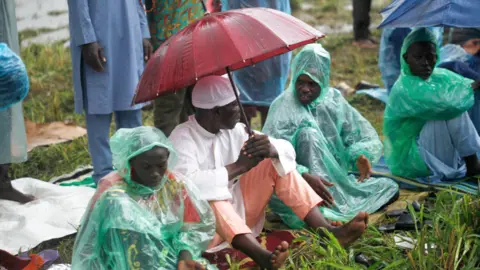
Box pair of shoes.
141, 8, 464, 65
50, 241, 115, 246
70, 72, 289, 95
352, 38, 378, 49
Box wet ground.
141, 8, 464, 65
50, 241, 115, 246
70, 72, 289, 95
15, 0, 388, 47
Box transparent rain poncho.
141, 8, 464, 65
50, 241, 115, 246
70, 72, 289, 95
379, 27, 443, 91
72, 126, 216, 270
262, 44, 399, 224
221, 0, 291, 106
384, 28, 475, 178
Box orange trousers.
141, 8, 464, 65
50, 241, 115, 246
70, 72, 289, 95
208, 159, 322, 248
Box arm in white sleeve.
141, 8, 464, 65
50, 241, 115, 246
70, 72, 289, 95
268, 136, 297, 176
171, 136, 231, 201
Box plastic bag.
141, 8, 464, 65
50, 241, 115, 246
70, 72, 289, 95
221, 0, 292, 106
263, 44, 399, 223
384, 28, 475, 178
0, 43, 29, 111
72, 127, 216, 270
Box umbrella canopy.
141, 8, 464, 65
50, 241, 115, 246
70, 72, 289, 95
133, 7, 324, 104
378, 0, 480, 29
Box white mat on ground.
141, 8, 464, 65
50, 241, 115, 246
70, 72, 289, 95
0, 178, 95, 254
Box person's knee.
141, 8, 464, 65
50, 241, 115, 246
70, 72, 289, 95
296, 127, 318, 143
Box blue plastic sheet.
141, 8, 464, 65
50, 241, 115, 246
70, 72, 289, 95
221, 0, 291, 106
379, 0, 480, 29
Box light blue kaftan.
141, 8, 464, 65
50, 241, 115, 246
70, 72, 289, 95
67, 0, 150, 114
221, 0, 292, 107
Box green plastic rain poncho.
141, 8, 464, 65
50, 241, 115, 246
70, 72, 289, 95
262, 44, 399, 224
384, 28, 475, 178
71, 126, 216, 270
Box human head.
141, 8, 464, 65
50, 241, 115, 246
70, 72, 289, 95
450, 28, 480, 55
192, 75, 241, 131
401, 28, 439, 80
290, 44, 331, 105
110, 126, 176, 195
0, 43, 29, 111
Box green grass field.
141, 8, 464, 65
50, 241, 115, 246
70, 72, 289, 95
12, 0, 480, 268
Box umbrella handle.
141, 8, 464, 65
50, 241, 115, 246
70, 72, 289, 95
226, 67, 253, 136
200, 0, 208, 13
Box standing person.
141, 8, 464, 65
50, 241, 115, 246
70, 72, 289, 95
352, 0, 377, 49
0, 0, 34, 203
221, 0, 292, 126
67, 0, 153, 183
146, 0, 204, 136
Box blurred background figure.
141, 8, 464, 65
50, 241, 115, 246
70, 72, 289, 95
221, 0, 292, 127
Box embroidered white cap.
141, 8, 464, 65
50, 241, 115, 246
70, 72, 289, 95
191, 75, 239, 109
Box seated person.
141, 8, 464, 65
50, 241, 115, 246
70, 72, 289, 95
0, 43, 34, 203
384, 28, 480, 181
169, 76, 368, 270
72, 126, 215, 270
439, 28, 480, 79
262, 44, 399, 226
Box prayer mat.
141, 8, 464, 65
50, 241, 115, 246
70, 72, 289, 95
202, 230, 305, 270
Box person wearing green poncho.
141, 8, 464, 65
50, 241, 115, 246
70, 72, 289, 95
71, 126, 216, 270
384, 28, 480, 181
262, 44, 399, 225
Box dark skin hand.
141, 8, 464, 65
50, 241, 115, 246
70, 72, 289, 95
178, 250, 205, 270
302, 173, 334, 207
143, 38, 153, 61
82, 42, 106, 72
356, 155, 372, 182
82, 39, 153, 72
472, 80, 480, 91
226, 134, 279, 180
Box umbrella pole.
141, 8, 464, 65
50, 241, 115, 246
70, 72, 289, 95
226, 67, 253, 135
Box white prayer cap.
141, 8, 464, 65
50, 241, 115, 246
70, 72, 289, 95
192, 75, 239, 109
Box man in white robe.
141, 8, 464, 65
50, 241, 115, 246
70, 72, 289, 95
170, 76, 368, 269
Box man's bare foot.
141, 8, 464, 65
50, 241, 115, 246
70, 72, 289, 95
331, 221, 343, 227
332, 212, 368, 247
270, 241, 289, 269
0, 186, 35, 204
177, 260, 205, 270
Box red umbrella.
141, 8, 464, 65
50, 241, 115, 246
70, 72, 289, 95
133, 6, 324, 131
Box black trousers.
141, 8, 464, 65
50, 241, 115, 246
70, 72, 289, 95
353, 0, 372, 40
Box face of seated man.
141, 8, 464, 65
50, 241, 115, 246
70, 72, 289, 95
404, 41, 437, 80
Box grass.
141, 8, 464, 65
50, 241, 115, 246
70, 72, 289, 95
10, 0, 480, 268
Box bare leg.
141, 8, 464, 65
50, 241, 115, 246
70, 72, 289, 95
0, 164, 35, 203
231, 234, 289, 270
304, 207, 367, 247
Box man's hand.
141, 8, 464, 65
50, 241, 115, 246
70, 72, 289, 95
226, 148, 263, 180
356, 155, 372, 182
177, 260, 205, 270
302, 173, 334, 207
472, 80, 480, 91
242, 134, 278, 159
143, 38, 153, 61
81, 42, 106, 72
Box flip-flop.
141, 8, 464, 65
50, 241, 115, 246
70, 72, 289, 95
378, 213, 432, 232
